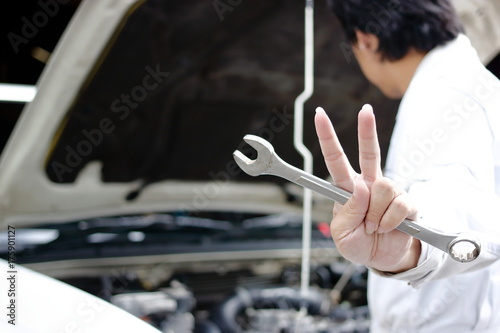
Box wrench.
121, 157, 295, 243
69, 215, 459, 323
233, 134, 481, 263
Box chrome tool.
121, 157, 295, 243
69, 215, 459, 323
233, 134, 481, 263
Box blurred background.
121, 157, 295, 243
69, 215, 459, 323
1, 1, 499, 332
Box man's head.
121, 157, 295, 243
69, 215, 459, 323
329, 0, 463, 98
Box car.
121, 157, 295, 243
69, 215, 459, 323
1, 1, 499, 332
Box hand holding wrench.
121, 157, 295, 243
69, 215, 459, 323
233, 134, 481, 263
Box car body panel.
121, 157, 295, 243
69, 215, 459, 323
0, 259, 161, 332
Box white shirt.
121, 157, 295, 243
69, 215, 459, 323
369, 35, 500, 332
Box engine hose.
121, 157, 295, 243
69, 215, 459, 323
210, 287, 330, 333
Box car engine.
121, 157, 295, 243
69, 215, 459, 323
62, 261, 369, 333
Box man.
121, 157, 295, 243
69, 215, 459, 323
315, 0, 500, 331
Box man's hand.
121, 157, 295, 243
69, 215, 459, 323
314, 104, 420, 273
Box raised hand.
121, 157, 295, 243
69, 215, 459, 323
314, 104, 420, 273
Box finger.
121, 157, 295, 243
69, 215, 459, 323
364, 178, 395, 235
357, 104, 382, 185
331, 177, 370, 238
378, 192, 416, 234
315, 107, 355, 189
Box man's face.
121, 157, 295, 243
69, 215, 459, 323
352, 41, 403, 99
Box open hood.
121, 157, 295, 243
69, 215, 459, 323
1, 0, 499, 230
0, 0, 348, 229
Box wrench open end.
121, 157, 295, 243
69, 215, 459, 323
232, 135, 274, 177
232, 150, 260, 176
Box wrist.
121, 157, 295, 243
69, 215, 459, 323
386, 238, 422, 274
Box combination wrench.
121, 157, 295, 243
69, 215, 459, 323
233, 134, 481, 263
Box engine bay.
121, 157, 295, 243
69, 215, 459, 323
63, 261, 369, 333
5, 211, 371, 333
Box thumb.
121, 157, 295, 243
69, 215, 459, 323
332, 177, 370, 235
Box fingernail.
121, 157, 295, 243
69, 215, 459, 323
362, 104, 373, 114
316, 106, 325, 114
365, 221, 377, 235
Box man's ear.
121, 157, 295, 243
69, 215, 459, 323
354, 30, 379, 53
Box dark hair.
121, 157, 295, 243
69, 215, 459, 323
328, 0, 463, 61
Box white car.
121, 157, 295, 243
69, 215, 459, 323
1, 1, 498, 332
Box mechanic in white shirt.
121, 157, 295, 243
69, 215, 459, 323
316, 0, 500, 331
